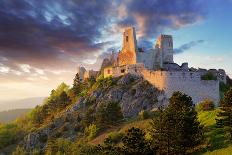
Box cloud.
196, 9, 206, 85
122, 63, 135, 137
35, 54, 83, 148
116, 0, 205, 47
0, 0, 206, 69
0, 0, 113, 68
18, 64, 31, 73
0, 0, 208, 100
0, 64, 10, 74
174, 40, 205, 54
205, 56, 224, 63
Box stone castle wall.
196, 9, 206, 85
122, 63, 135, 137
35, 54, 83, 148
141, 69, 219, 104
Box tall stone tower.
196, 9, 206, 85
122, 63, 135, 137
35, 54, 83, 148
118, 27, 137, 66
155, 34, 174, 67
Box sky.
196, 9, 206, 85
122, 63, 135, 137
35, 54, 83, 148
0, 0, 231, 101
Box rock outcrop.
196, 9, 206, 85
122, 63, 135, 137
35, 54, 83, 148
23, 73, 167, 150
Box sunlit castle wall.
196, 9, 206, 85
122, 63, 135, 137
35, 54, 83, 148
141, 70, 220, 105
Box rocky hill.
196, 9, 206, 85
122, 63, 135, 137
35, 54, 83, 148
22, 74, 166, 150
0, 73, 232, 155
0, 74, 167, 154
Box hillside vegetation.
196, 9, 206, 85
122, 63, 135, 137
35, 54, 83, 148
0, 109, 32, 123
0, 73, 231, 155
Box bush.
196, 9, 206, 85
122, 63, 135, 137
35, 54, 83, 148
84, 124, 99, 141
104, 131, 124, 145
12, 146, 26, 155
201, 72, 217, 80
196, 99, 215, 111
0, 124, 21, 149
139, 110, 150, 120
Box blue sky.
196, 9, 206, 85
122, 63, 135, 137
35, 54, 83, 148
0, 0, 231, 100
172, 0, 232, 76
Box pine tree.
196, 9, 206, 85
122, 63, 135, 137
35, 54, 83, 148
95, 102, 123, 128
151, 92, 203, 154
122, 127, 152, 155
72, 73, 82, 94
216, 88, 232, 140
150, 106, 173, 154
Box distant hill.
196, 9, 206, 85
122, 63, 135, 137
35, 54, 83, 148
0, 97, 45, 112
0, 109, 32, 123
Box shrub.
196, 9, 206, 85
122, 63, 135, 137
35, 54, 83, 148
84, 124, 99, 141
201, 72, 217, 80
196, 99, 215, 111
12, 146, 26, 155
0, 124, 21, 149
104, 131, 124, 145
139, 110, 150, 120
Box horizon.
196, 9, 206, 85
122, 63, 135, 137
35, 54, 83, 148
0, 0, 231, 101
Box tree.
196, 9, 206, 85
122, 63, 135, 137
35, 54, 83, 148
151, 92, 203, 154
72, 73, 83, 94
216, 88, 232, 140
122, 127, 152, 155
95, 102, 123, 127
196, 99, 215, 112
57, 91, 71, 109
150, 106, 172, 154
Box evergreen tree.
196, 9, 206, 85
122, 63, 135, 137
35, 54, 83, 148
150, 106, 172, 154
72, 73, 82, 94
151, 92, 203, 154
95, 102, 123, 127
122, 127, 152, 155
57, 91, 71, 109
216, 88, 232, 140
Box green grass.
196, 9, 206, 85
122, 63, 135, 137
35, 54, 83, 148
89, 119, 151, 145
197, 109, 231, 155
91, 109, 232, 154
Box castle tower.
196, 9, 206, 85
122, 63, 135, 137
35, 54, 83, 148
155, 34, 174, 67
118, 27, 137, 66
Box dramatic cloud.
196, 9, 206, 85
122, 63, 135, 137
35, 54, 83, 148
0, 0, 208, 100
116, 0, 205, 47
174, 40, 205, 54
0, 0, 206, 69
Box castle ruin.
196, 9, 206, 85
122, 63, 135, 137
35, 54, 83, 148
79, 27, 227, 105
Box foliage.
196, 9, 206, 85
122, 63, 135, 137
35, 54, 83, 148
0, 123, 22, 149
81, 107, 95, 127
220, 82, 230, 93
27, 83, 72, 126
196, 99, 215, 112
104, 131, 124, 145
197, 109, 229, 153
201, 72, 217, 80
138, 110, 150, 120
72, 73, 83, 95
151, 92, 203, 154
12, 146, 26, 155
85, 124, 99, 141
122, 127, 152, 155
94, 76, 115, 89
95, 102, 123, 127
216, 88, 232, 140
44, 138, 76, 155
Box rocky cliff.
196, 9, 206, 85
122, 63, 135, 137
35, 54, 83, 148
23, 74, 167, 150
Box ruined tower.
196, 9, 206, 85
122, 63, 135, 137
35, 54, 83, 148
118, 27, 137, 66
155, 35, 174, 67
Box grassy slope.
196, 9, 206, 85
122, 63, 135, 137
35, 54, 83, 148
90, 119, 151, 145
91, 109, 232, 154
197, 109, 232, 155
